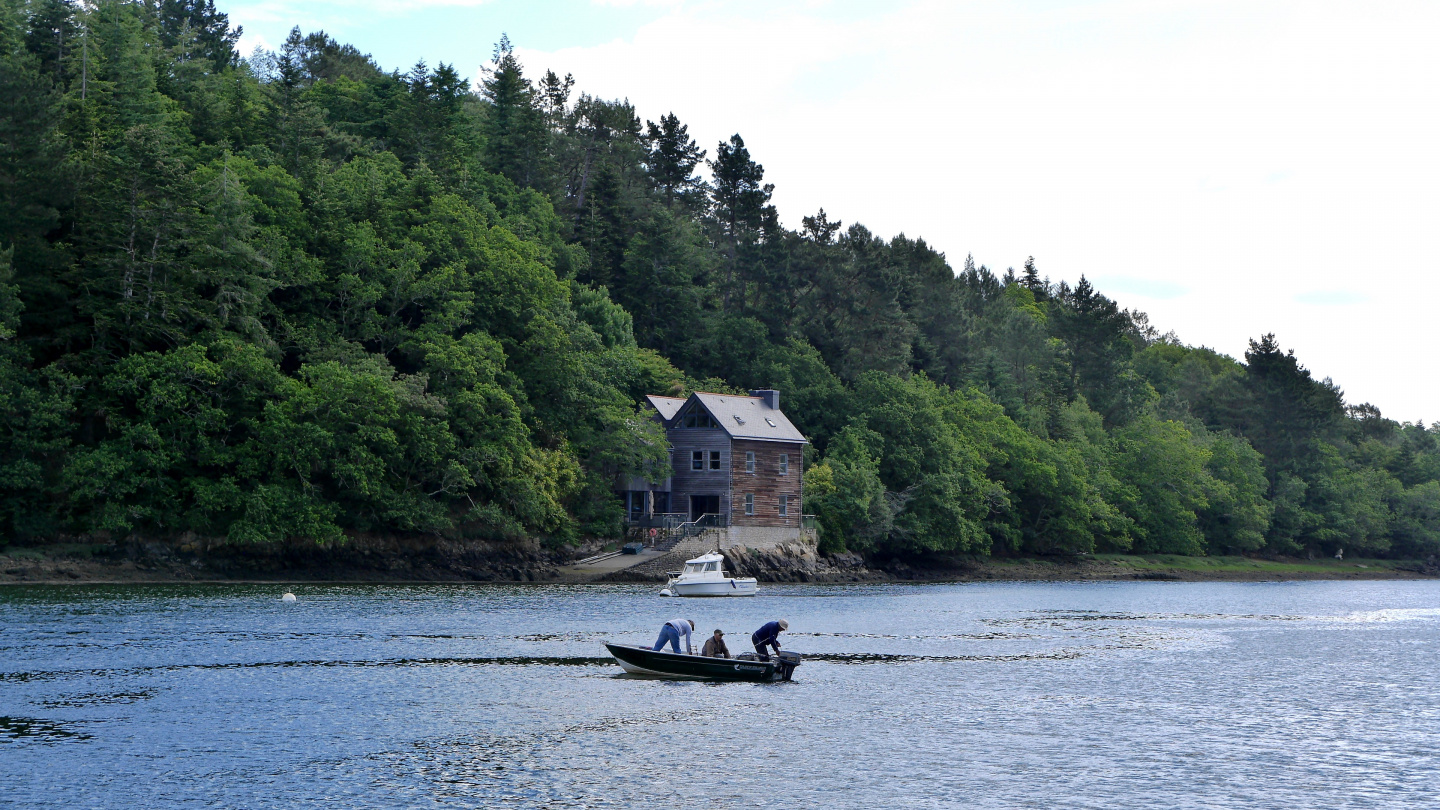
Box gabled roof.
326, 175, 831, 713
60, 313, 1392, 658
642, 392, 808, 443
691, 392, 807, 443
645, 395, 687, 422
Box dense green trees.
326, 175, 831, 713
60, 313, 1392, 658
2, 1, 1437, 560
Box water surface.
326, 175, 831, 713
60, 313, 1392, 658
2, 580, 1437, 808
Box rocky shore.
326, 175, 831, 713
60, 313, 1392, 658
0, 534, 568, 585
2, 535, 1437, 586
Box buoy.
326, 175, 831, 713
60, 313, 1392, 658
281, 592, 296, 602
659, 588, 674, 597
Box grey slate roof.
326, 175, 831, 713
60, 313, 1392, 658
645, 395, 687, 421
692, 392, 807, 443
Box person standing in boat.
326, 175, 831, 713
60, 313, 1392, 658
701, 629, 731, 658
654, 618, 696, 655
751, 619, 788, 660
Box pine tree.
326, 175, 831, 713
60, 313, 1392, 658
154, 0, 241, 72
22, 0, 80, 85
88, 0, 166, 129
537, 68, 573, 123
480, 35, 548, 189
1021, 256, 1044, 298
801, 208, 841, 244
709, 133, 771, 238
268, 27, 326, 181
1236, 334, 1346, 471
708, 134, 772, 310
193, 152, 274, 344
1, 4, 68, 276
644, 112, 705, 208
577, 161, 627, 288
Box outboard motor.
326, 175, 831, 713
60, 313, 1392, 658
775, 650, 802, 681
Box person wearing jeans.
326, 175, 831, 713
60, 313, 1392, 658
653, 618, 695, 654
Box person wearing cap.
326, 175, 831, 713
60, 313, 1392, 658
751, 619, 788, 660
653, 618, 695, 654
701, 629, 731, 658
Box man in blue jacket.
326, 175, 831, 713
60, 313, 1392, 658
751, 619, 789, 660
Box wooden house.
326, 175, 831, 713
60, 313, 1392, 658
617, 389, 807, 532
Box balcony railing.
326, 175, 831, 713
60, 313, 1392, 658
624, 512, 688, 530
623, 512, 729, 545
672, 512, 728, 540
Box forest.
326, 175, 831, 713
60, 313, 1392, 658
2, 0, 1439, 562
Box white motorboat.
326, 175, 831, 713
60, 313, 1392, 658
659, 552, 758, 597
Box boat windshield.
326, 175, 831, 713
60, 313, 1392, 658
704, 562, 719, 572
685, 564, 703, 574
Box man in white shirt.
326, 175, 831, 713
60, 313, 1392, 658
653, 618, 695, 654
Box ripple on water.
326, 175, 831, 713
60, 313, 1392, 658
0, 716, 92, 743
1, 580, 1438, 808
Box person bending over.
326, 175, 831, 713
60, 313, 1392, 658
751, 619, 788, 660
654, 618, 695, 654
701, 629, 731, 658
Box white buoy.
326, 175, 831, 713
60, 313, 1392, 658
281, 592, 296, 602
659, 588, 674, 597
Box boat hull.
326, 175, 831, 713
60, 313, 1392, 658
669, 578, 758, 597
605, 643, 798, 681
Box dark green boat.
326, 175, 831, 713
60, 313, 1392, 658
605, 643, 801, 681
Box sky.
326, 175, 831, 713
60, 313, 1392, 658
224, 0, 1440, 422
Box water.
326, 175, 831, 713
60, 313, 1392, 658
2, 581, 1438, 808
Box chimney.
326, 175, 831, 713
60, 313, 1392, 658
749, 389, 779, 410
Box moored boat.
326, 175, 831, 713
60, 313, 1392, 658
604, 643, 801, 681
660, 551, 758, 597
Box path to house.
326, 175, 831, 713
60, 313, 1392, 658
553, 531, 725, 583
554, 548, 661, 578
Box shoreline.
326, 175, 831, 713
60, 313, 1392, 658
2, 542, 1435, 586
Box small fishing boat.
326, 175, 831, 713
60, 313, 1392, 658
659, 552, 758, 597
604, 643, 801, 681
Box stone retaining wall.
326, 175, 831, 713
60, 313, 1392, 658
716, 526, 817, 552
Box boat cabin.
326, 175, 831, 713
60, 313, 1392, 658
618, 389, 807, 530
683, 557, 722, 576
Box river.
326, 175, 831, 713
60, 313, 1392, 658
1, 580, 1437, 808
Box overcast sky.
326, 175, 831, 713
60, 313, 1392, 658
227, 0, 1440, 422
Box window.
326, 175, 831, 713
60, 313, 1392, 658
779, 494, 789, 517
709, 451, 721, 470
745, 451, 755, 473
704, 562, 719, 572
744, 493, 755, 515
691, 451, 703, 471
682, 407, 718, 429
779, 454, 789, 475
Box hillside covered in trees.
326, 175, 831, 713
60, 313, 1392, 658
3, 0, 1439, 561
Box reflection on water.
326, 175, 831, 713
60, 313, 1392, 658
2, 581, 1438, 808
0, 715, 92, 742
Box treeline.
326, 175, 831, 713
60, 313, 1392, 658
1, 1, 1437, 559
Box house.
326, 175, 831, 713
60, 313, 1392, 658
617, 389, 809, 547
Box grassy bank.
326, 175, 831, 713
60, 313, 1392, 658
2, 541, 1436, 585
965, 554, 1437, 582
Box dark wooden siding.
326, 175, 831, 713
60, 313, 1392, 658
729, 439, 805, 527
666, 428, 732, 517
